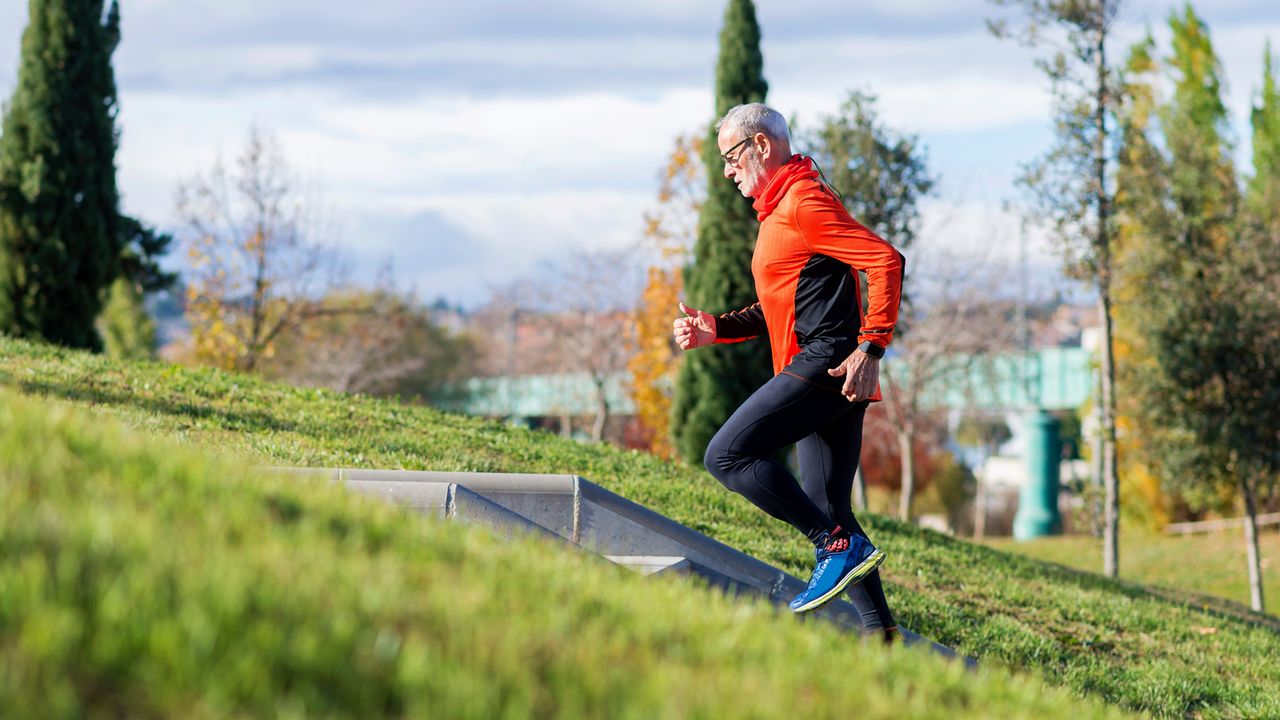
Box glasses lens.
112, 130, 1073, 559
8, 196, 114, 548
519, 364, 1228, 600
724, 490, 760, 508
722, 137, 751, 165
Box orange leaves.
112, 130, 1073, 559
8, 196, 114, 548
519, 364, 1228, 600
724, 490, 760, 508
627, 133, 706, 457
177, 125, 335, 373
627, 267, 682, 458
642, 133, 704, 266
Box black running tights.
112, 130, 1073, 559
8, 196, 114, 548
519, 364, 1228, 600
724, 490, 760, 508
703, 371, 895, 631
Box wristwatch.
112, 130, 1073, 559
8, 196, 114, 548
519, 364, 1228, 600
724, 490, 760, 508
857, 340, 885, 359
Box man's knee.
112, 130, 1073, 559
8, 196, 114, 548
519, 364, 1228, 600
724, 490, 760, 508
703, 432, 729, 477
703, 430, 744, 486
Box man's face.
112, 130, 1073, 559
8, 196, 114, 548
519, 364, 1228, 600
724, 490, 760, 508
718, 127, 766, 198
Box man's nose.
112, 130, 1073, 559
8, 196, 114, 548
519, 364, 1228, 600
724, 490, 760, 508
723, 164, 734, 180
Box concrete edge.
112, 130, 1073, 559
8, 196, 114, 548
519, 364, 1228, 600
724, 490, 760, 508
336, 468, 577, 494
265, 466, 974, 666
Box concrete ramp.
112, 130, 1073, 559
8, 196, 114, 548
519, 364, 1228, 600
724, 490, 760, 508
274, 467, 965, 662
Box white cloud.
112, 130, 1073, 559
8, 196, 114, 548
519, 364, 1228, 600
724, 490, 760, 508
2, 0, 1278, 309
336, 189, 654, 305
772, 75, 1051, 137
310, 89, 710, 189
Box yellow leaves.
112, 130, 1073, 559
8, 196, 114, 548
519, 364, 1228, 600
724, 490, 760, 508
627, 267, 682, 459
175, 126, 333, 374
669, 144, 690, 173
643, 216, 662, 238
644, 134, 705, 265
1121, 459, 1171, 529
245, 230, 266, 255
626, 132, 708, 457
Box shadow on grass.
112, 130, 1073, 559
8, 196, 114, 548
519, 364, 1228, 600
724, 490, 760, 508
1137, 583, 1280, 634
935, 530, 1280, 635
18, 378, 299, 436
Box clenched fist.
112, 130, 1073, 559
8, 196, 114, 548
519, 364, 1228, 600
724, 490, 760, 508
673, 302, 716, 350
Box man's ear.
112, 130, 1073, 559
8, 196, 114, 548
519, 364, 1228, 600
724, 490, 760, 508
755, 132, 770, 161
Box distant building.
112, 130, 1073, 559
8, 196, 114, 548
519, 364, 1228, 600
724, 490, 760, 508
1034, 304, 1102, 348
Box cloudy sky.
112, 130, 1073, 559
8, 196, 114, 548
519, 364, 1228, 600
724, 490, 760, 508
1, 0, 1277, 306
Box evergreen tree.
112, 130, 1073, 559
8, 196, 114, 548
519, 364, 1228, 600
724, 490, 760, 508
800, 91, 933, 258
1118, 9, 1236, 503
98, 275, 155, 360
0, 0, 122, 350
672, 0, 771, 463
93, 216, 175, 360
1119, 5, 1277, 613
1247, 41, 1280, 220
1112, 32, 1179, 528
117, 215, 177, 297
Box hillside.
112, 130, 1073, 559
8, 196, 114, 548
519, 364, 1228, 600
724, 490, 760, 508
3, 337, 1279, 718
0, 373, 1126, 718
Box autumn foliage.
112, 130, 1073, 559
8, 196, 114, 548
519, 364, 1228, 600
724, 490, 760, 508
627, 134, 704, 458
179, 127, 347, 372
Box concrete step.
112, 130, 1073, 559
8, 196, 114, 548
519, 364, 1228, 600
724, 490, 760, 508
270, 466, 969, 664
604, 555, 692, 576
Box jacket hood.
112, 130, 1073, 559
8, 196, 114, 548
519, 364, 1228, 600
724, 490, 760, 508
752, 155, 820, 221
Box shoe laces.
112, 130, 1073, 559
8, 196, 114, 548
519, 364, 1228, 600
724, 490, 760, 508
819, 525, 851, 554
823, 535, 850, 553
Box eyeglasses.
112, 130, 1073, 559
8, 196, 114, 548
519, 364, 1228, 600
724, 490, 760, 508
720, 136, 754, 167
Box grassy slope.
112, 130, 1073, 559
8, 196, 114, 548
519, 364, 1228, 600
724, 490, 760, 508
985, 531, 1280, 618
0, 392, 1127, 720
3, 337, 1279, 718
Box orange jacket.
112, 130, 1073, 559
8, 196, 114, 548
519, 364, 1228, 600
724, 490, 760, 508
713, 156, 905, 401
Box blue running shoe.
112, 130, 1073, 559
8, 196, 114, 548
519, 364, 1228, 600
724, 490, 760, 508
789, 532, 886, 614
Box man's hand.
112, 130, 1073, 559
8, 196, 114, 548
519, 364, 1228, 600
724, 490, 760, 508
673, 302, 716, 350
828, 349, 880, 402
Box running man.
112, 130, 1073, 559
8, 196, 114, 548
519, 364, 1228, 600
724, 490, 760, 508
674, 103, 904, 639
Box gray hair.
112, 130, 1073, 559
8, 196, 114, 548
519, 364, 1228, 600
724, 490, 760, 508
715, 103, 791, 145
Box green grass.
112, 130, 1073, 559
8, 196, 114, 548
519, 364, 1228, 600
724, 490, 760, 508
3, 336, 1280, 718
0, 368, 1127, 719
984, 530, 1280, 619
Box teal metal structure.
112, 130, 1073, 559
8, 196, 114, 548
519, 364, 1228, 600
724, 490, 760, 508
447, 347, 1093, 419
1013, 409, 1063, 539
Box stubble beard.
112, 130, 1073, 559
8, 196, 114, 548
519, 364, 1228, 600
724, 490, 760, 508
737, 153, 764, 198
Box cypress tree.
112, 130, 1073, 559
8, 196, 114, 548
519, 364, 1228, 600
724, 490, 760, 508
672, 0, 771, 463
0, 0, 122, 350
1248, 41, 1280, 217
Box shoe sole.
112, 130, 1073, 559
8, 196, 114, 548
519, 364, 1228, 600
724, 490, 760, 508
791, 548, 887, 615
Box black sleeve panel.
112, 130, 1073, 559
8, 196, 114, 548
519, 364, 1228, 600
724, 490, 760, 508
716, 302, 766, 340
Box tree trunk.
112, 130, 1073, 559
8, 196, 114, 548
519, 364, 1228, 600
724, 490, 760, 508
853, 466, 867, 512
1241, 475, 1266, 613
591, 376, 608, 443
974, 475, 987, 539
1092, 373, 1105, 539
245, 228, 270, 372
898, 425, 915, 521
1100, 290, 1120, 578
1094, 11, 1121, 580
